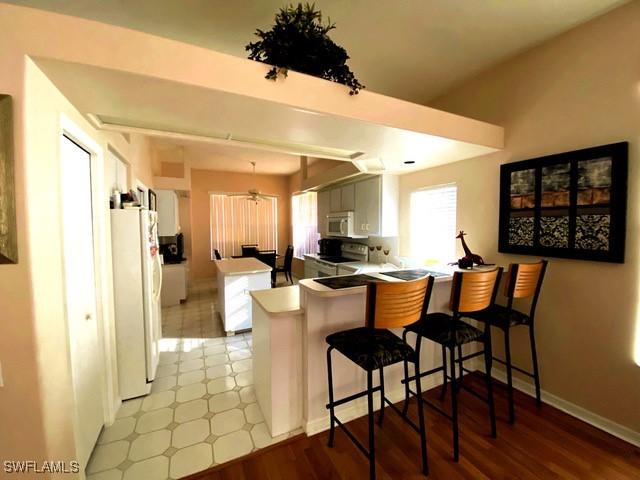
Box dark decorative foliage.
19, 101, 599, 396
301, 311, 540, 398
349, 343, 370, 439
246, 3, 364, 95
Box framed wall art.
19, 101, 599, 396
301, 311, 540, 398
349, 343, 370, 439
499, 142, 628, 263
0, 94, 17, 264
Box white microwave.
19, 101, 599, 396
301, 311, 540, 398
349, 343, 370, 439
327, 211, 355, 237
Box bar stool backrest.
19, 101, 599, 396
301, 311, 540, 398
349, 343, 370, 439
450, 268, 503, 314
366, 276, 434, 329
505, 260, 548, 299
504, 260, 548, 319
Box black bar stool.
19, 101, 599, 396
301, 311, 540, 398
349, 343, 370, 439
463, 260, 548, 423
402, 268, 503, 462
326, 276, 435, 479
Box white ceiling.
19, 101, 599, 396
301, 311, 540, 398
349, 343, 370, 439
35, 58, 499, 174
6, 0, 628, 104
153, 137, 315, 175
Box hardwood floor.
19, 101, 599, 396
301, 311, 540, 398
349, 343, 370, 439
185, 372, 640, 479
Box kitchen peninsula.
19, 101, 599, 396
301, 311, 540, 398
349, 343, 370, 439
215, 257, 272, 335
250, 269, 464, 438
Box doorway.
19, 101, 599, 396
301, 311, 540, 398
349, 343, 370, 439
60, 134, 105, 468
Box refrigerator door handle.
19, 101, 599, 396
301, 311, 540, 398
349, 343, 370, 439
153, 253, 163, 303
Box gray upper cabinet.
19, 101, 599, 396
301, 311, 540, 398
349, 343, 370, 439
340, 183, 355, 211
317, 175, 398, 238
317, 189, 330, 236
355, 177, 381, 236
329, 188, 342, 212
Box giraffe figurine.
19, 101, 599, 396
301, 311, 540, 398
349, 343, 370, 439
456, 231, 486, 266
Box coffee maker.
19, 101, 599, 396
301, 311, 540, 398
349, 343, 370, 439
318, 237, 342, 257
160, 233, 185, 264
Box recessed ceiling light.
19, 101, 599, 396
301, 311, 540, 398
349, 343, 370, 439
404, 160, 416, 165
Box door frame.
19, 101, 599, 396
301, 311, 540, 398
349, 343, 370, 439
58, 114, 119, 434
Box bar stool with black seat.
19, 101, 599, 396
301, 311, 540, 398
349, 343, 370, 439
326, 276, 435, 479
463, 260, 548, 424
402, 268, 503, 462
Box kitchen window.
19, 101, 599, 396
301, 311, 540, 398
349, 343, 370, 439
410, 184, 457, 265
210, 194, 278, 258
291, 192, 320, 258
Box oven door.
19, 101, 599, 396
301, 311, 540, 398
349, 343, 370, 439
317, 261, 338, 277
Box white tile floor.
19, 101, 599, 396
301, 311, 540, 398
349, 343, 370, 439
87, 279, 299, 480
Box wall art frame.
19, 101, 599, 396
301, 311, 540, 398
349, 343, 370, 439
498, 142, 628, 263
0, 94, 17, 264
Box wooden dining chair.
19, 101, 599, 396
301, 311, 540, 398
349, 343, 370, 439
274, 245, 294, 285
402, 268, 502, 462
213, 249, 222, 260
463, 260, 548, 423
326, 275, 435, 479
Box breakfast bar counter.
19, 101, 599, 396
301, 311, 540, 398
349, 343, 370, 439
299, 271, 456, 434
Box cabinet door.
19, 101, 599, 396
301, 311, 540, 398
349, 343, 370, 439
157, 190, 178, 236
341, 184, 355, 211
317, 190, 330, 236
329, 188, 342, 212
355, 177, 381, 236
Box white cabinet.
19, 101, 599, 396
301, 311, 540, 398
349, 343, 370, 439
330, 188, 341, 212
156, 189, 179, 237
161, 262, 188, 307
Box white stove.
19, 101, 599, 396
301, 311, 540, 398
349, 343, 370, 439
303, 242, 398, 278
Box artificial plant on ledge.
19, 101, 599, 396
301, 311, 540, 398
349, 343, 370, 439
245, 3, 364, 95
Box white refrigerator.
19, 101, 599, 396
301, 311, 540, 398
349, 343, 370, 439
111, 209, 163, 399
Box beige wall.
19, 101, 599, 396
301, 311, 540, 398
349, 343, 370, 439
0, 44, 155, 474
190, 169, 291, 279
400, 1, 640, 432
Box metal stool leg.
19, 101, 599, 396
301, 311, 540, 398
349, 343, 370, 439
439, 345, 448, 400
378, 366, 385, 426
414, 337, 429, 476
326, 347, 336, 447
504, 327, 515, 424
456, 344, 464, 392
449, 346, 459, 462
366, 370, 376, 480
402, 330, 411, 416
529, 324, 542, 406
484, 328, 497, 438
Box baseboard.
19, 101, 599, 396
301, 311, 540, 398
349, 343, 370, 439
487, 366, 640, 448
304, 375, 443, 436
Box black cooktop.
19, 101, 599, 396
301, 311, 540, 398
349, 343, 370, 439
318, 256, 355, 264
381, 269, 449, 281
314, 274, 381, 289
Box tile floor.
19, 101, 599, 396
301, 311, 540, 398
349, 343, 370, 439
87, 279, 299, 480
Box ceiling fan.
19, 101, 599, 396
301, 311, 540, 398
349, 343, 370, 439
227, 161, 272, 203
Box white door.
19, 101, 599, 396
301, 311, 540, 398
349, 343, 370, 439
60, 135, 104, 468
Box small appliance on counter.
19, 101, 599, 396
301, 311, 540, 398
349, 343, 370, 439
318, 237, 342, 257
160, 232, 185, 264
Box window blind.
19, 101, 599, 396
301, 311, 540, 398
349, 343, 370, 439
291, 192, 320, 258
410, 184, 457, 265
210, 194, 277, 258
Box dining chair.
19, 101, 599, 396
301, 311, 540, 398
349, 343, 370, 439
274, 245, 294, 285
213, 249, 222, 260
326, 275, 435, 479
241, 244, 259, 257
255, 250, 277, 287
463, 260, 548, 423
402, 268, 503, 462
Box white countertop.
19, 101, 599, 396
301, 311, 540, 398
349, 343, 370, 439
250, 286, 303, 317
215, 257, 272, 275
